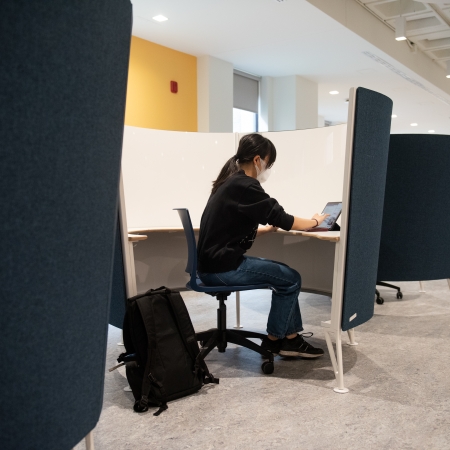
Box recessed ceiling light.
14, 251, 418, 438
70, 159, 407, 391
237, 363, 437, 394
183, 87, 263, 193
428, 130, 435, 133
410, 123, 418, 126
391, 114, 397, 118
152, 15, 168, 22
329, 91, 339, 95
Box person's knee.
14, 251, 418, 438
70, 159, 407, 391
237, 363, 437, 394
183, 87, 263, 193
290, 268, 301, 288
294, 270, 302, 288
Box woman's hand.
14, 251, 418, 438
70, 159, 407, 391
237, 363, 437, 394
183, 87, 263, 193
312, 213, 330, 226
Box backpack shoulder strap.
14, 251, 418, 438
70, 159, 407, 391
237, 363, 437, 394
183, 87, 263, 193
134, 293, 167, 413
167, 290, 219, 384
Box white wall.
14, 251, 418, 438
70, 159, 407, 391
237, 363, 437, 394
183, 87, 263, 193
272, 75, 319, 131
197, 55, 233, 132
272, 76, 297, 131
259, 76, 274, 132
295, 76, 318, 130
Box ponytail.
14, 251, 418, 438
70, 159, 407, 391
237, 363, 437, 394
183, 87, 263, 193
211, 155, 239, 194
211, 133, 276, 194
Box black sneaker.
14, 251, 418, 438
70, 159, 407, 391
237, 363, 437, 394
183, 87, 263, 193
261, 336, 282, 356
279, 333, 324, 358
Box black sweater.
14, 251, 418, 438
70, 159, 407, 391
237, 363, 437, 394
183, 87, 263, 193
197, 171, 294, 273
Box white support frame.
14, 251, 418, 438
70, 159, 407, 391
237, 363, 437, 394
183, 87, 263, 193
73, 430, 95, 450
233, 133, 244, 329
118, 171, 137, 390
419, 281, 426, 293
234, 291, 243, 329
321, 87, 358, 394
118, 171, 137, 299
85, 431, 95, 450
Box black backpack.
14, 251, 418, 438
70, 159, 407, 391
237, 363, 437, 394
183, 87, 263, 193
111, 287, 218, 416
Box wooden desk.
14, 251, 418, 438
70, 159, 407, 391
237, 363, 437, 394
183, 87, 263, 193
128, 234, 148, 242
278, 229, 340, 242
129, 226, 340, 242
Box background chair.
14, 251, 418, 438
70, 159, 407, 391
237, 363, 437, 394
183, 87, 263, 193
175, 208, 275, 374
375, 282, 403, 305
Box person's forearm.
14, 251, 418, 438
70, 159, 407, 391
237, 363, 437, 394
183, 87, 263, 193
257, 225, 277, 236
290, 216, 317, 231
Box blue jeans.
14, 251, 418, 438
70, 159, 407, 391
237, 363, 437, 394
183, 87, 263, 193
198, 256, 303, 339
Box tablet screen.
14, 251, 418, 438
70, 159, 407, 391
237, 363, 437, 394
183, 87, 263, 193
320, 202, 342, 229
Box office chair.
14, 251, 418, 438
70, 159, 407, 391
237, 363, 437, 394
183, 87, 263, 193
175, 208, 275, 374
375, 282, 403, 305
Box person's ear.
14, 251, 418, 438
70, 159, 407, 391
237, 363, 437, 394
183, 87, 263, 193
253, 155, 260, 166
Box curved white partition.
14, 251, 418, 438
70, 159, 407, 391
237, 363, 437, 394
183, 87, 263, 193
239, 127, 347, 219
122, 125, 347, 229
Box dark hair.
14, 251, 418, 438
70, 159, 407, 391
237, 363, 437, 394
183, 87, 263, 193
211, 133, 276, 194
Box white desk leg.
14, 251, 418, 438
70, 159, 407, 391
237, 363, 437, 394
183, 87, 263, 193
347, 328, 358, 346
119, 241, 138, 346
324, 330, 338, 376
85, 431, 95, 450
324, 239, 349, 393
118, 329, 124, 347
234, 291, 243, 329
334, 331, 349, 394
419, 281, 426, 293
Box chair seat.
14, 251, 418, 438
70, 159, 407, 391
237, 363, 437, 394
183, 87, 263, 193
187, 277, 270, 294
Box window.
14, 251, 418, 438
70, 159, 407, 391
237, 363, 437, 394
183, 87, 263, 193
233, 108, 258, 133
233, 71, 259, 133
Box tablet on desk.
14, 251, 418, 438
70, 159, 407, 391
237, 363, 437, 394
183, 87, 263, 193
304, 201, 342, 232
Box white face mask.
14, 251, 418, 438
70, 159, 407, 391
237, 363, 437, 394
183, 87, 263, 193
255, 158, 271, 183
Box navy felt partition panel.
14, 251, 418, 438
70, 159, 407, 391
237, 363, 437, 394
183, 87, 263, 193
378, 134, 450, 281
341, 88, 393, 331
0, 1, 131, 449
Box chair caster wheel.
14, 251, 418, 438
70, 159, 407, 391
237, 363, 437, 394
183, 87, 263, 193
396, 292, 403, 299
376, 297, 384, 305
261, 361, 274, 375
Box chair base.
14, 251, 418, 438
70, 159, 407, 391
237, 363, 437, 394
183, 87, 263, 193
194, 294, 274, 368
375, 281, 403, 303
195, 328, 273, 360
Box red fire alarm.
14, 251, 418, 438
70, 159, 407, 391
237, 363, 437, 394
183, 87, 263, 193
170, 81, 178, 93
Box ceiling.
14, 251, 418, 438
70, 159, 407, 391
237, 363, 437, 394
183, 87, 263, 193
360, 0, 450, 70
130, 0, 450, 134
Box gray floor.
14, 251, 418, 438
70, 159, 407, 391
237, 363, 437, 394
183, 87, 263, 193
76, 280, 450, 449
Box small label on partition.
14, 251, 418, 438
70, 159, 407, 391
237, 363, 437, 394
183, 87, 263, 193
349, 313, 357, 322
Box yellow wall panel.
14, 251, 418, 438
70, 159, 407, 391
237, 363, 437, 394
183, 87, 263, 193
125, 37, 197, 131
